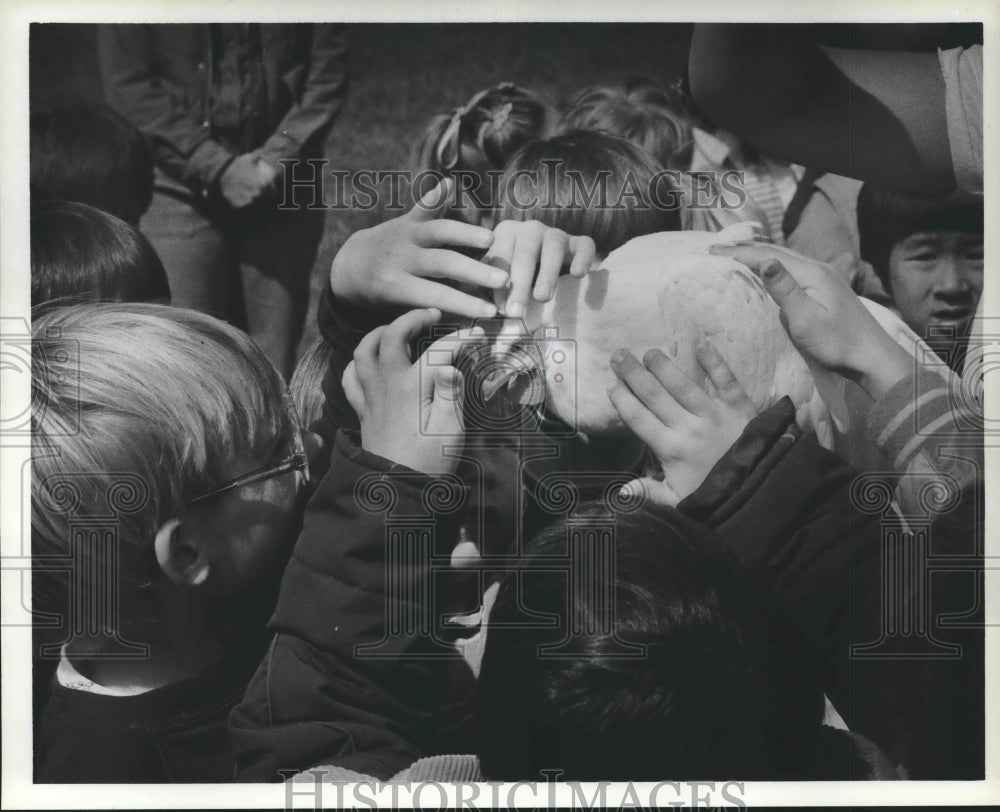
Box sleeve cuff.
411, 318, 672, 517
259, 132, 303, 166
866, 369, 960, 473
678, 397, 799, 523
183, 138, 237, 194
334, 428, 422, 476
318, 283, 397, 344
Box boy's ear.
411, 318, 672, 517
153, 518, 210, 587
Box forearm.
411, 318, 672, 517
678, 397, 981, 774
259, 24, 349, 165
678, 399, 876, 661
867, 365, 982, 518
315, 283, 395, 439
97, 24, 235, 193
232, 431, 472, 781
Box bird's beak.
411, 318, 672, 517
481, 339, 546, 406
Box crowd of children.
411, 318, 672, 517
28, 23, 984, 785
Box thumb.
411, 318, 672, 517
427, 366, 465, 435
760, 259, 812, 316
410, 177, 454, 221
342, 360, 366, 417
619, 476, 681, 508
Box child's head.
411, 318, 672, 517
31, 201, 170, 309
30, 102, 154, 226
475, 502, 826, 780
560, 77, 693, 170
32, 303, 307, 643
498, 130, 681, 255
415, 83, 548, 223
857, 185, 984, 339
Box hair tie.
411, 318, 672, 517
489, 102, 513, 133
435, 84, 521, 171
435, 109, 465, 171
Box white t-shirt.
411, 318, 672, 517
56, 646, 151, 696
939, 44, 983, 196
939, 45, 985, 401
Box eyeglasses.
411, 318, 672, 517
191, 393, 311, 504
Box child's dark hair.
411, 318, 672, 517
475, 502, 844, 780
31, 201, 170, 308
415, 83, 548, 218
857, 184, 984, 292
498, 130, 681, 254
560, 77, 693, 170
30, 102, 154, 226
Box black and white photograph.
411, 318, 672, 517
1, 1, 997, 808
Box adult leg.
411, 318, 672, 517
238, 208, 324, 378
142, 189, 235, 318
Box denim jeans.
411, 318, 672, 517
142, 188, 324, 378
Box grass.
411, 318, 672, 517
29, 22, 691, 355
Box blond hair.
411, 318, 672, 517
289, 336, 333, 430
32, 303, 290, 613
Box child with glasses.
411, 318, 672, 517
31, 302, 311, 782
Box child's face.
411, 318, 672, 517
887, 230, 984, 337
193, 428, 313, 598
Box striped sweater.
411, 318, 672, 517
867, 367, 982, 519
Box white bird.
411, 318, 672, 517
486, 223, 929, 460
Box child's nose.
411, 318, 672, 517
934, 257, 968, 294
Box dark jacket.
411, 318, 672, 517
680, 397, 983, 779
98, 24, 348, 197
234, 284, 982, 782
231, 286, 643, 782
35, 648, 262, 783
230, 430, 475, 782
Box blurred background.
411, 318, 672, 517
29, 22, 982, 356
30, 23, 690, 353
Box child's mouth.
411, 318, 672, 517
931, 306, 971, 323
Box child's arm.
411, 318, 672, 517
714, 243, 983, 517
315, 179, 497, 438
255, 25, 349, 172
328, 182, 599, 320
610, 347, 982, 777
231, 312, 483, 781
96, 26, 232, 196
316, 180, 598, 437
606, 339, 760, 506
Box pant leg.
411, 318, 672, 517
142, 189, 235, 318
238, 208, 325, 379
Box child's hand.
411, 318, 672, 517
330, 179, 504, 319
710, 243, 912, 399
342, 308, 485, 476
486, 220, 598, 318
608, 340, 759, 506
